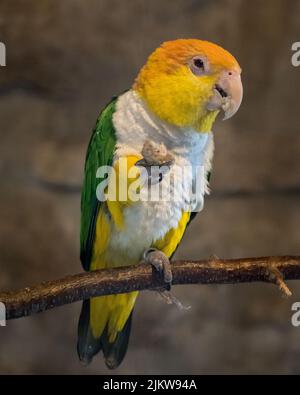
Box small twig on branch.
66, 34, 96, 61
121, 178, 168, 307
265, 266, 293, 298
0, 256, 299, 320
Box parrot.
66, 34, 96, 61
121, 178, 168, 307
77, 39, 243, 369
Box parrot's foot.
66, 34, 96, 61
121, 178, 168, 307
135, 140, 174, 185
143, 248, 172, 288
135, 160, 172, 185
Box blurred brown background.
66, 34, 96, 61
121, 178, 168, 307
0, 0, 300, 374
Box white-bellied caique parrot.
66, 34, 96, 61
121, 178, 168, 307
77, 39, 243, 369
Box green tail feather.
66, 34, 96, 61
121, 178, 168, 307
77, 300, 101, 365
77, 300, 133, 369
101, 312, 133, 369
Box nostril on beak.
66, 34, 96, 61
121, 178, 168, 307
215, 84, 228, 98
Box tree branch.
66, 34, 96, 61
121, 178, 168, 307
1, 256, 300, 320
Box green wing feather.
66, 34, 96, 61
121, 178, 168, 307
80, 97, 117, 271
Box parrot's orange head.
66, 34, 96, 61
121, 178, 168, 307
134, 39, 243, 132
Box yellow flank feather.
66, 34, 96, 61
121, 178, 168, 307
106, 155, 142, 231
91, 207, 111, 262
106, 200, 124, 231
153, 211, 191, 257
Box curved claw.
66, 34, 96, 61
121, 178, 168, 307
143, 248, 173, 284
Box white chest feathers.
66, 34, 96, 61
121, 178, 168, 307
109, 90, 214, 260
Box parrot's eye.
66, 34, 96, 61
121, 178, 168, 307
189, 56, 207, 76
194, 58, 204, 69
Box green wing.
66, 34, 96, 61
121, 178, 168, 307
80, 97, 117, 271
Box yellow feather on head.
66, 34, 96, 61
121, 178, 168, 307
134, 39, 241, 132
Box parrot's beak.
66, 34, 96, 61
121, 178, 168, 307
206, 70, 243, 120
